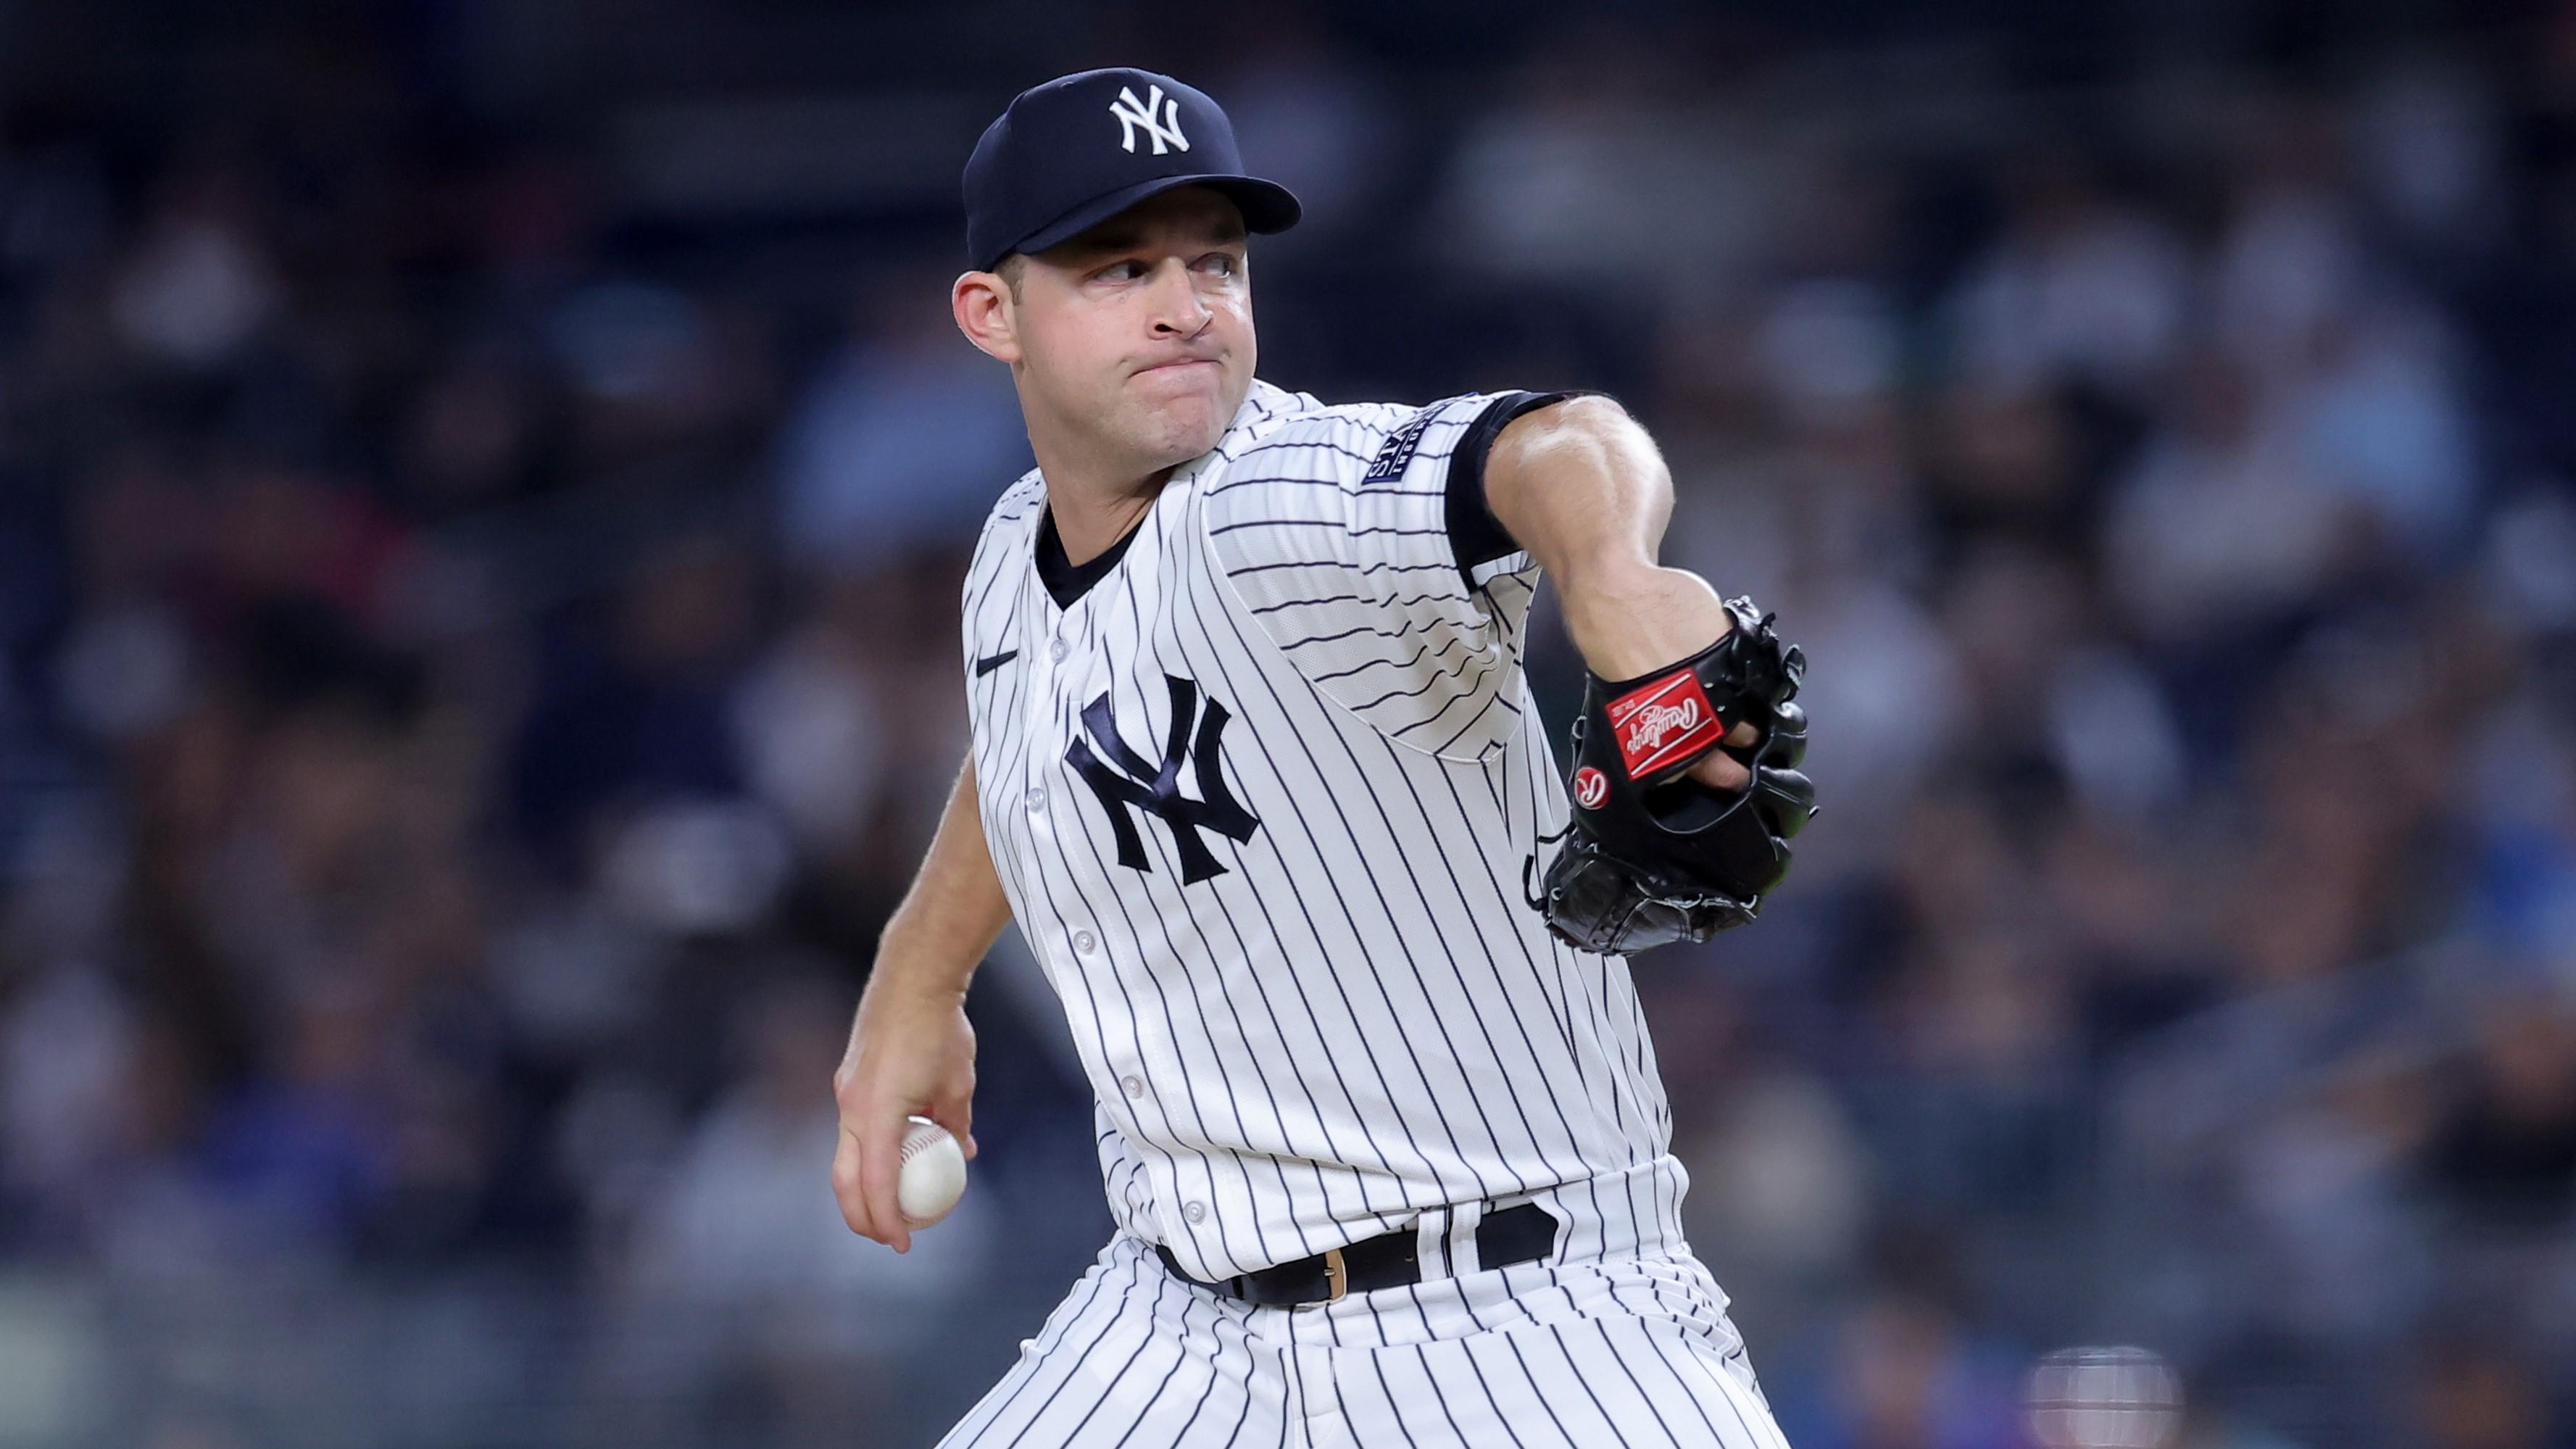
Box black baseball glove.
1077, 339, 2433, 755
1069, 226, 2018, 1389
1528, 597, 1814, 955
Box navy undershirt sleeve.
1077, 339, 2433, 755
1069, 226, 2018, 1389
1442, 389, 1612, 587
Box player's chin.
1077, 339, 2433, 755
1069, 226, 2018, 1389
1128, 389, 1229, 454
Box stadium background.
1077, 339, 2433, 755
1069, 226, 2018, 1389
1, 1, 2572, 1445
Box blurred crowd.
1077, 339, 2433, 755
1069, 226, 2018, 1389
2, 3, 2575, 1447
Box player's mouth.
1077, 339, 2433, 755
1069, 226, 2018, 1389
1136, 357, 1220, 378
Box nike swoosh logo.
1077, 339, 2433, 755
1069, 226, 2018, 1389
973, 649, 1019, 677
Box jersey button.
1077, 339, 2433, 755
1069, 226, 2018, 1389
1073, 930, 1096, 955
1025, 786, 1046, 813
1182, 1202, 1207, 1225
1121, 1075, 1144, 1098
1049, 639, 1070, 663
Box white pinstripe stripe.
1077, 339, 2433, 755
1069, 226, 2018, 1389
1354, 1347, 1428, 1449
941, 1254, 1131, 1449
1648, 1327, 1794, 1449
950, 378, 1785, 1444
947, 1240, 1793, 1446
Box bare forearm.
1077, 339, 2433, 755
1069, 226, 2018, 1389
1481, 396, 1731, 676
864, 755, 1012, 1009
835, 751, 996, 1253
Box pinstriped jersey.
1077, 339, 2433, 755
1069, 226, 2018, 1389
961, 376, 1677, 1282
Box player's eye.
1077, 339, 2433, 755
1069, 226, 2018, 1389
1197, 252, 1241, 276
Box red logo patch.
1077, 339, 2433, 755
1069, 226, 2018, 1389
1606, 670, 1724, 781
1573, 766, 1609, 809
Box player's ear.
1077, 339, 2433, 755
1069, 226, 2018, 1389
952, 270, 1023, 364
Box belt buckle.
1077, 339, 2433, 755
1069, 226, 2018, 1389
1321, 1247, 1347, 1303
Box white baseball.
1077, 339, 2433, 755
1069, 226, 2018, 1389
897, 1116, 968, 1228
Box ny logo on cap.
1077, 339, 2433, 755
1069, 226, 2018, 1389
1109, 84, 1190, 157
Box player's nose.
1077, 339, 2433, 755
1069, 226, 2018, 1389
1147, 258, 1213, 334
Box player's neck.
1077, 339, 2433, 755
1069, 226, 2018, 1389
1036, 457, 1180, 565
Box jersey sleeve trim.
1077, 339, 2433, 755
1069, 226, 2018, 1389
1442, 389, 1613, 590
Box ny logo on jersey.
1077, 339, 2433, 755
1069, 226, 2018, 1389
1066, 675, 1258, 884
1109, 84, 1190, 157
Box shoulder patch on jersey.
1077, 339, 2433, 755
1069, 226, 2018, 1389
1362, 410, 1434, 484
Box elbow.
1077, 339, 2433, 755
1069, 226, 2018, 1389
1485, 394, 1671, 578
1555, 392, 1637, 433
1495, 396, 1663, 502
1498, 394, 1639, 465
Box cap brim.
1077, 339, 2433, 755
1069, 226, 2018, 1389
997, 174, 1302, 269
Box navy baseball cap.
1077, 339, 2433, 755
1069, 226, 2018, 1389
963, 67, 1302, 274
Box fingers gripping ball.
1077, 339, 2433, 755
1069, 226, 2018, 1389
1533, 596, 1816, 955
898, 1116, 968, 1229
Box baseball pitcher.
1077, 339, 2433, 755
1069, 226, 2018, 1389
834, 67, 1814, 1449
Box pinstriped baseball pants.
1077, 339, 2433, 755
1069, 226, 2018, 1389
934, 1229, 1791, 1448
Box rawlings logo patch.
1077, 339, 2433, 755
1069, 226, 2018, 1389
1362, 410, 1434, 483
1607, 671, 1724, 780
1573, 766, 1609, 809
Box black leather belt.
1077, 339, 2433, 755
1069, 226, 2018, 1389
1153, 1202, 1559, 1307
